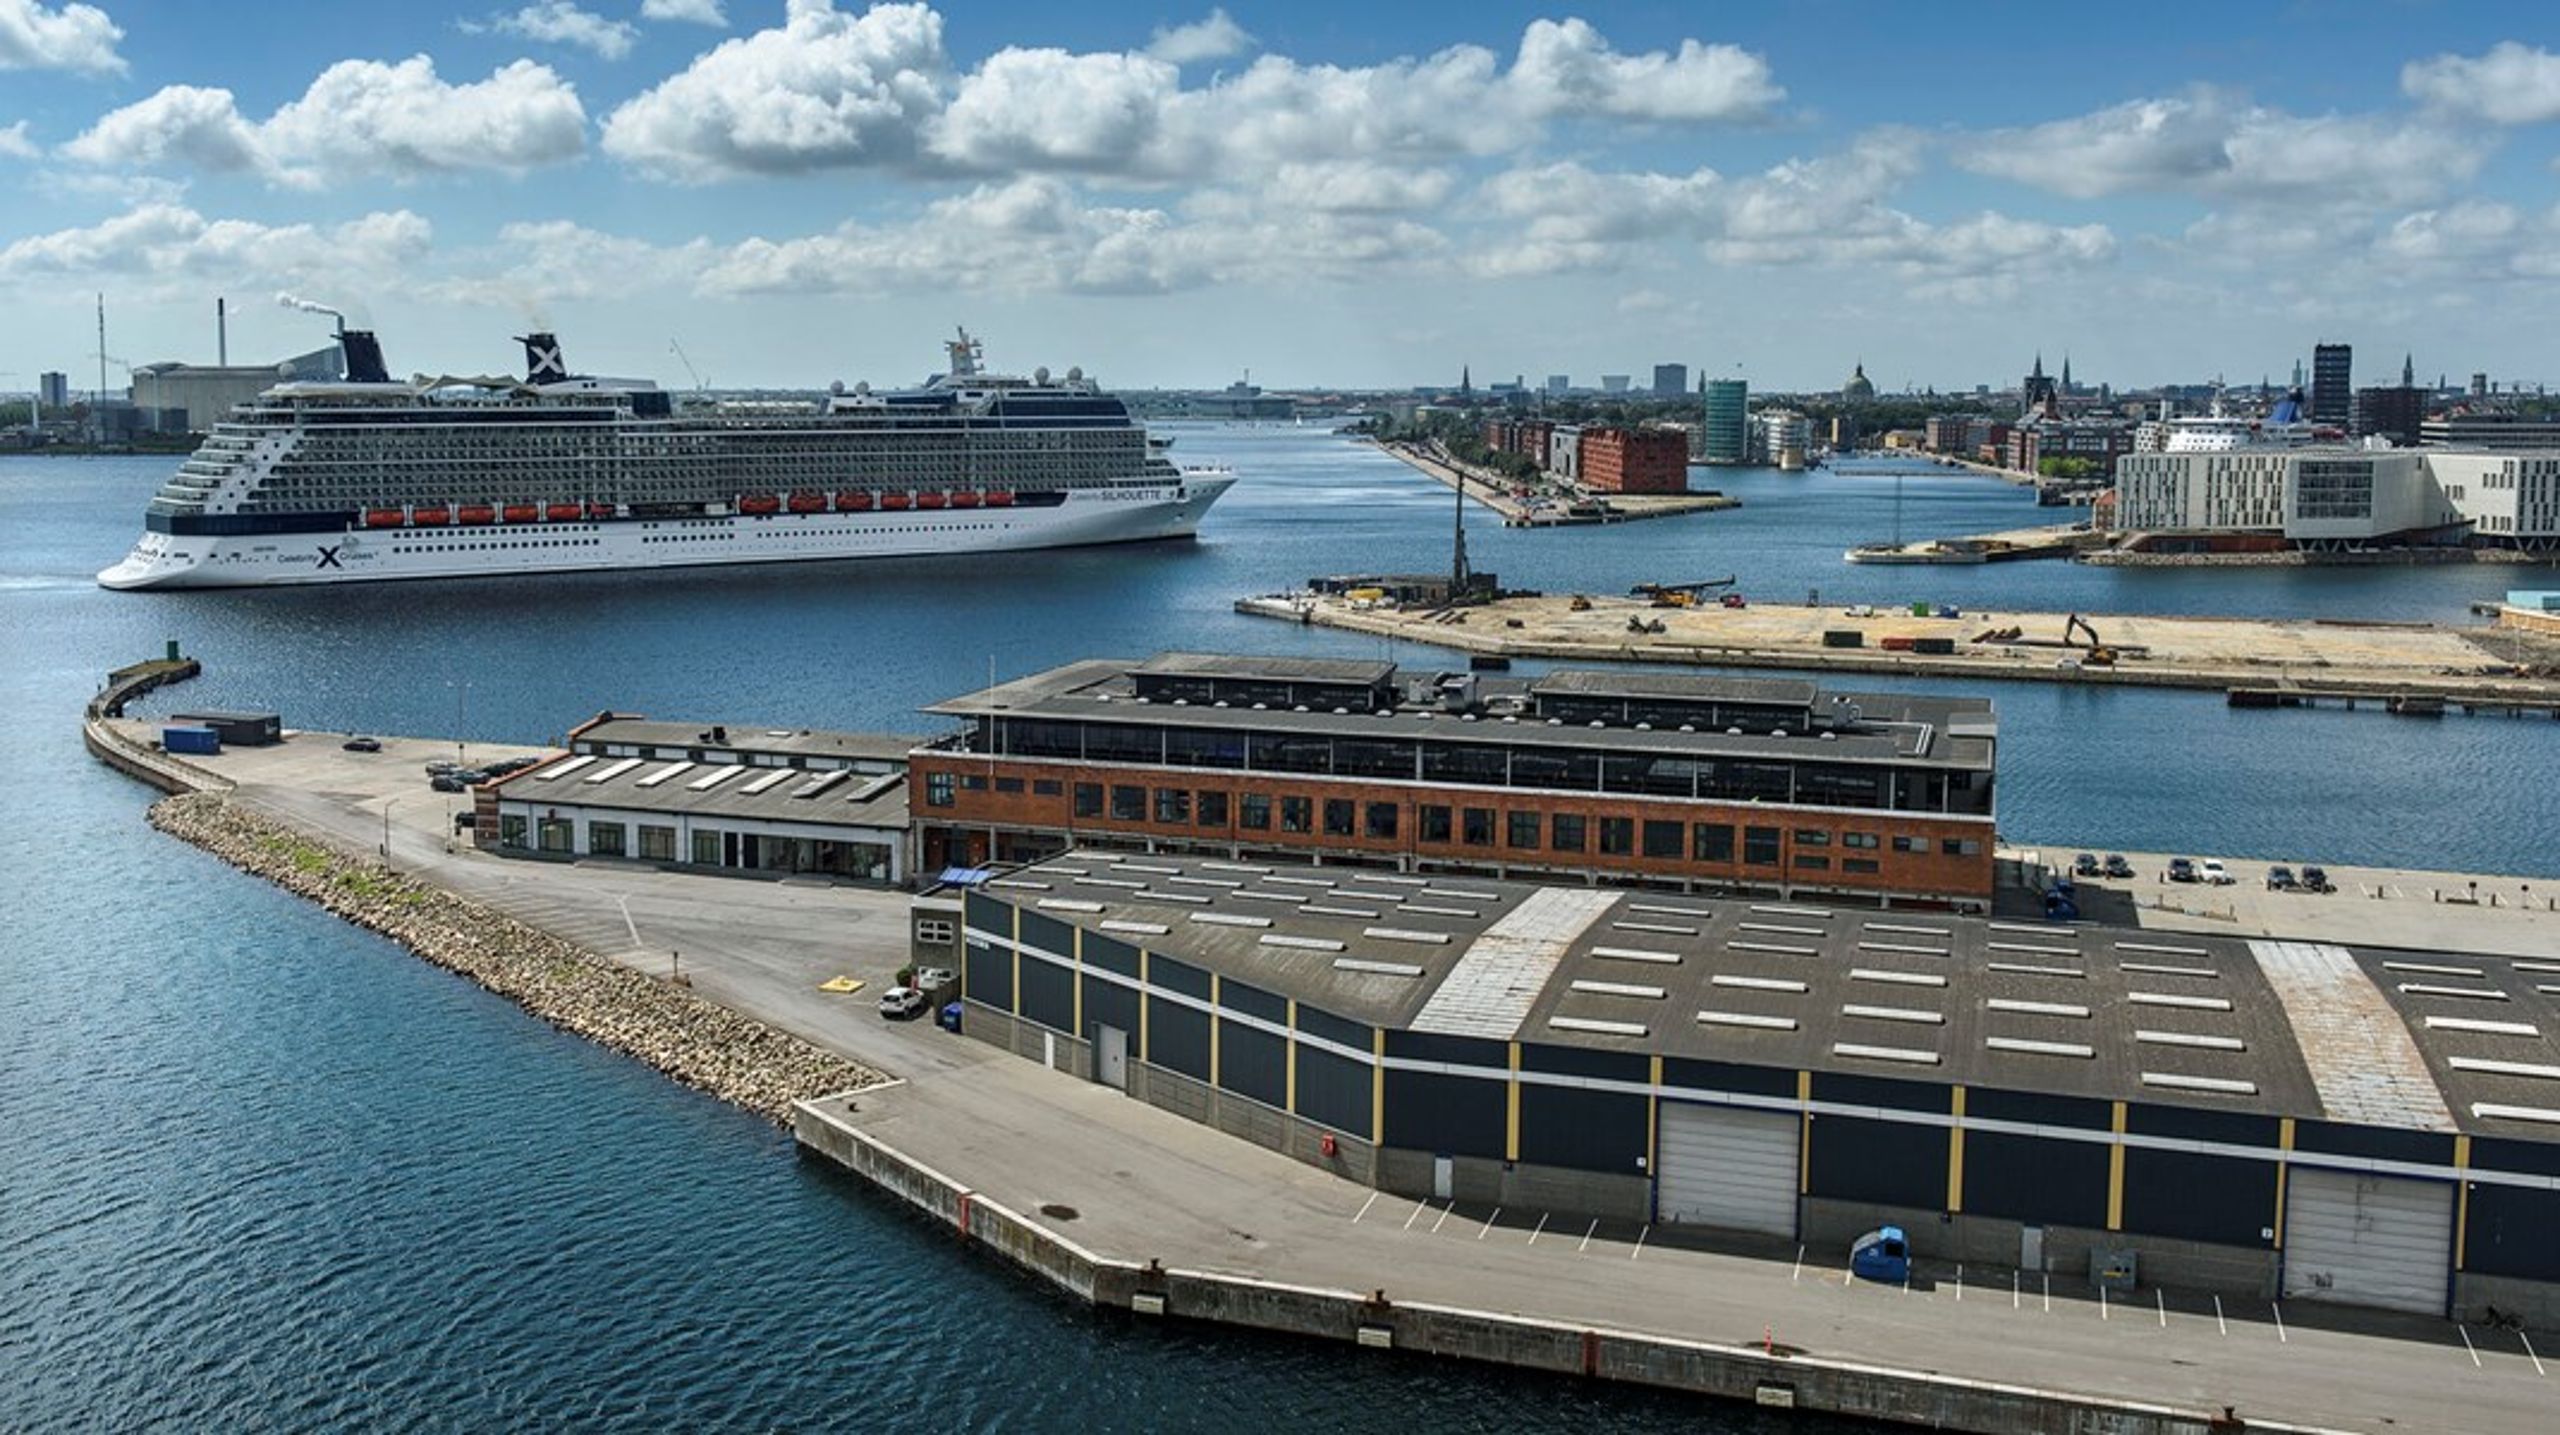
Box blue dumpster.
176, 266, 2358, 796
938, 1002, 963, 1033
1851, 1225, 1910, 1284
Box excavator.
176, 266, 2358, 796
2064, 613, 2117, 665
1630, 576, 1738, 608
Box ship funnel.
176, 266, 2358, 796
341, 331, 391, 384
517, 332, 566, 383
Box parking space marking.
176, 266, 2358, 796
2213, 1294, 2227, 1337
2460, 1325, 2481, 1369
1631, 1225, 1649, 1260
2521, 1330, 2545, 1377
1792, 1245, 1805, 1282
1352, 1192, 1379, 1224
1527, 1212, 1549, 1246
2273, 1302, 2288, 1344
1578, 1218, 1598, 1252
1431, 1203, 1453, 1234
1403, 1200, 1427, 1231
1478, 1206, 1500, 1239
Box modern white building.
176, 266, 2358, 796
1546, 424, 1581, 481
2113, 444, 2553, 548
2427, 452, 2560, 550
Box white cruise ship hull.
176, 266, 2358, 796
99, 476, 1235, 590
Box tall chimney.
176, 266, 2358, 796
217, 296, 227, 366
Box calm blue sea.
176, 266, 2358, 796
1, 428, 2549, 1429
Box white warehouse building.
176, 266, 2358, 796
2114, 445, 2555, 550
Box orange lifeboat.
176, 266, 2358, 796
835, 490, 874, 512
880, 491, 912, 511
915, 490, 949, 510
457, 504, 497, 525
949, 489, 983, 509
546, 502, 583, 521
787, 491, 826, 514
364, 508, 405, 528
502, 503, 539, 524
984, 490, 1015, 508
738, 493, 782, 516
412, 506, 451, 526
585, 502, 616, 521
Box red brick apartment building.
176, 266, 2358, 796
910, 655, 1998, 909
1576, 427, 1690, 494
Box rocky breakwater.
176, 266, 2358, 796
149, 792, 885, 1121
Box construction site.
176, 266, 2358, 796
1237, 584, 2560, 710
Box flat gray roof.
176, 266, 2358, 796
575, 717, 920, 767
1527, 671, 1820, 707
986, 850, 2560, 1140
496, 751, 909, 832
1135, 652, 1396, 686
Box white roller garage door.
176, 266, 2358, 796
1656, 1102, 1799, 1237
2281, 1167, 2453, 1316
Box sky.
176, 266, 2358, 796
2, 0, 2556, 394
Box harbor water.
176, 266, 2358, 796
3, 428, 2550, 1429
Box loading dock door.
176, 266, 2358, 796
1095, 1024, 1129, 1092
1656, 1103, 1799, 1238
2281, 1168, 2453, 1316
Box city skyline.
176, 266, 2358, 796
3, 1, 2558, 390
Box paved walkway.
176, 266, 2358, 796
124, 727, 2560, 1433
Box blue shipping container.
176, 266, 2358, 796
161, 725, 221, 755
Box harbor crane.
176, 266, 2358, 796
669, 339, 706, 391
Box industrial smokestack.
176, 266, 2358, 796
340, 331, 390, 385
217, 296, 227, 367
516, 332, 566, 383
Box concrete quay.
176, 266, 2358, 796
91, 722, 2560, 1434
1241, 590, 2560, 708
1373, 441, 1740, 525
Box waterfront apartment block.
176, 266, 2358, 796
951, 849, 2560, 1325
1574, 426, 1689, 493
2115, 446, 2559, 550
909, 654, 1998, 909
1699, 379, 1749, 465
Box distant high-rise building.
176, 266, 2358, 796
1701, 378, 1749, 465
1600, 374, 1631, 393
2311, 343, 2352, 427
2472, 372, 2490, 399
1653, 363, 1688, 397
2353, 383, 2426, 447
1545, 374, 1569, 395
39, 371, 69, 410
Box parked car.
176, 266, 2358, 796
424, 758, 460, 775
483, 755, 542, 776
2167, 857, 2198, 883
342, 736, 382, 753
428, 773, 469, 793
2102, 853, 2135, 879
2266, 865, 2298, 891
913, 966, 957, 994
2301, 865, 2333, 894
2200, 859, 2234, 885
2072, 852, 2101, 877
878, 986, 929, 1021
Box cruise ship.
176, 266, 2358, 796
98, 329, 1235, 589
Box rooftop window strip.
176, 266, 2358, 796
1859, 941, 1949, 957
987, 878, 1050, 891
1738, 922, 1825, 938
2511, 960, 2560, 975
1190, 912, 1271, 929
2472, 1103, 2560, 1125
1626, 901, 1713, 918
1551, 1015, 1650, 1038
2116, 941, 2209, 957
579, 757, 641, 783
1425, 886, 1502, 900
738, 767, 794, 794
1260, 934, 1345, 952
1407, 904, 1481, 918
1571, 979, 1669, 1000
1731, 941, 1820, 958
1099, 920, 1169, 936
2384, 961, 2485, 978
2449, 1057, 2560, 1081
1137, 890, 1212, 905
1335, 888, 1408, 902
1200, 861, 1273, 874
2141, 1072, 2257, 1096
1834, 1041, 1940, 1065
1988, 922, 2076, 939
1590, 945, 1681, 964
1119, 862, 1181, 875
2424, 1016, 2539, 1036
1851, 968, 1947, 988
633, 761, 694, 788
1077, 876, 1147, 890
1334, 958, 1426, 977
2127, 992, 2234, 1011
1988, 941, 2078, 957
1842, 1003, 1944, 1025
1302, 904, 1382, 919
1362, 927, 1451, 944
1750, 905, 1832, 919
1866, 922, 1951, 937
1710, 974, 1808, 993
1613, 920, 1697, 936
1988, 1036, 2096, 1058
1038, 898, 1105, 913
1986, 998, 2091, 1019
1232, 890, 1308, 904
1167, 875, 1244, 889
1264, 875, 1336, 888
1699, 1010, 1797, 1031
2119, 961, 2217, 978
2399, 983, 2509, 1001
2135, 1029, 2246, 1051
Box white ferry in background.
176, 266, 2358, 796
2150, 389, 2330, 453
99, 328, 1234, 590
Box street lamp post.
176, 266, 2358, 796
448, 678, 472, 769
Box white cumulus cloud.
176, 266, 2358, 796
1507, 17, 1781, 123
61, 55, 589, 185
601, 0, 948, 179
1145, 8, 1253, 66
472, 3, 637, 60
2402, 42, 2560, 126
0, 118, 39, 158
641, 0, 726, 24
0, 0, 123, 75
0, 202, 433, 293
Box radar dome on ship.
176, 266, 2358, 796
1034, 365, 1051, 385
1067, 366, 1083, 383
